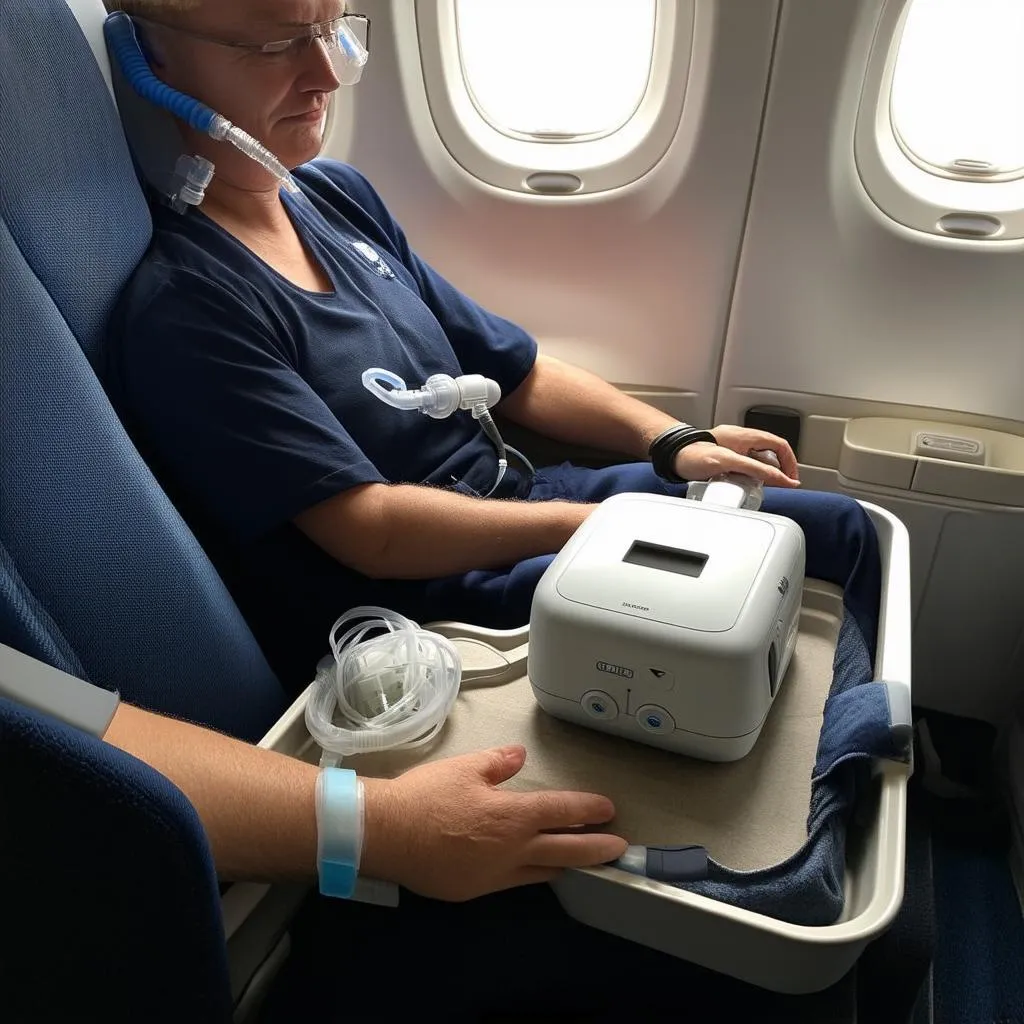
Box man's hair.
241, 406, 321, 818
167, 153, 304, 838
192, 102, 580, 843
103, 1, 201, 15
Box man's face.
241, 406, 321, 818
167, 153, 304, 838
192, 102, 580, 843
147, 0, 346, 180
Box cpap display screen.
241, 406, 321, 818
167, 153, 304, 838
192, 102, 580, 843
623, 539, 708, 578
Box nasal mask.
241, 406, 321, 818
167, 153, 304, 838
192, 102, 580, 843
103, 12, 368, 212
362, 368, 535, 497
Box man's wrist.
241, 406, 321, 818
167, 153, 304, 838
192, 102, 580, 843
315, 767, 365, 898
648, 423, 717, 482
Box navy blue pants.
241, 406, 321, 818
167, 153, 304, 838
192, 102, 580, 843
423, 461, 879, 652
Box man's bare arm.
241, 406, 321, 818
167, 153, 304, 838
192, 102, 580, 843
499, 354, 801, 486
102, 703, 627, 900
104, 702, 323, 881
293, 482, 595, 580
499, 354, 679, 460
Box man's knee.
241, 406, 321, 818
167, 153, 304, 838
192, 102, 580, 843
762, 488, 872, 534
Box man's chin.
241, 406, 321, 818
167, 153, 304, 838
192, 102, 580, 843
275, 130, 327, 170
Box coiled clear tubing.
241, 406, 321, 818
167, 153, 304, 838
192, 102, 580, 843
304, 607, 463, 758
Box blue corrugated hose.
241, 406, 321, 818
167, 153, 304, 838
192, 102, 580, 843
103, 11, 216, 133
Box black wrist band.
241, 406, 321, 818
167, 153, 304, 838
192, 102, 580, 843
648, 424, 717, 482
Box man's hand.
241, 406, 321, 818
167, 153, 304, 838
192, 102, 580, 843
672, 425, 800, 487
360, 745, 627, 901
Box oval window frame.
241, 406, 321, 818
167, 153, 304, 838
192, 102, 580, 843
415, 0, 696, 196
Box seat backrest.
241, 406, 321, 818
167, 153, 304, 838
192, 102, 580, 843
0, 693, 233, 1023
0, 0, 287, 740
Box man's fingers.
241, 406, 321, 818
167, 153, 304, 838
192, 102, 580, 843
750, 441, 800, 481
726, 452, 798, 487
709, 425, 800, 483
525, 832, 629, 868
773, 445, 800, 481
471, 744, 527, 786
523, 789, 617, 830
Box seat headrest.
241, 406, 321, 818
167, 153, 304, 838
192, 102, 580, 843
0, 0, 151, 358
61, 0, 187, 205
65, 0, 117, 99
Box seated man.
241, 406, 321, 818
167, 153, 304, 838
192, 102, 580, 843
102, 0, 874, 696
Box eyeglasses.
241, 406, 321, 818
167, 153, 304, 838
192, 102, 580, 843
134, 13, 371, 80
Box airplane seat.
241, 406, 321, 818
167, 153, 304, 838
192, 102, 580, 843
0, 0, 288, 741
0, 688, 234, 1023
0, 3, 290, 1015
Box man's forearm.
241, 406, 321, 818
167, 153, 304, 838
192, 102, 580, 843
102, 704, 415, 888
103, 703, 403, 885
295, 483, 594, 580
499, 354, 681, 460
103, 703, 322, 882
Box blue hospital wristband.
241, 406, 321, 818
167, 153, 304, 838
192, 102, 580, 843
314, 767, 365, 898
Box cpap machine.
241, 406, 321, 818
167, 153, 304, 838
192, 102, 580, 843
528, 466, 806, 762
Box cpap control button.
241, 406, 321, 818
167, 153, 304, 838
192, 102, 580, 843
636, 704, 675, 734
582, 690, 618, 721
642, 666, 674, 692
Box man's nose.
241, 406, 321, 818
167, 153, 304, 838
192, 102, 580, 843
302, 36, 342, 91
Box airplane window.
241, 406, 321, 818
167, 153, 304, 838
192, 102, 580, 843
454, 0, 656, 141
890, 0, 1024, 182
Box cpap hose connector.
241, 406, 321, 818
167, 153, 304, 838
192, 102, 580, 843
686, 449, 781, 512
361, 367, 534, 497
169, 154, 214, 211
361, 368, 501, 419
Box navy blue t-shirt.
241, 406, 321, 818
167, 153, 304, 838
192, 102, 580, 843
103, 159, 537, 690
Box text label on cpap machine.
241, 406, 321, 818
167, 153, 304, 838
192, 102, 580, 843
596, 661, 634, 679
